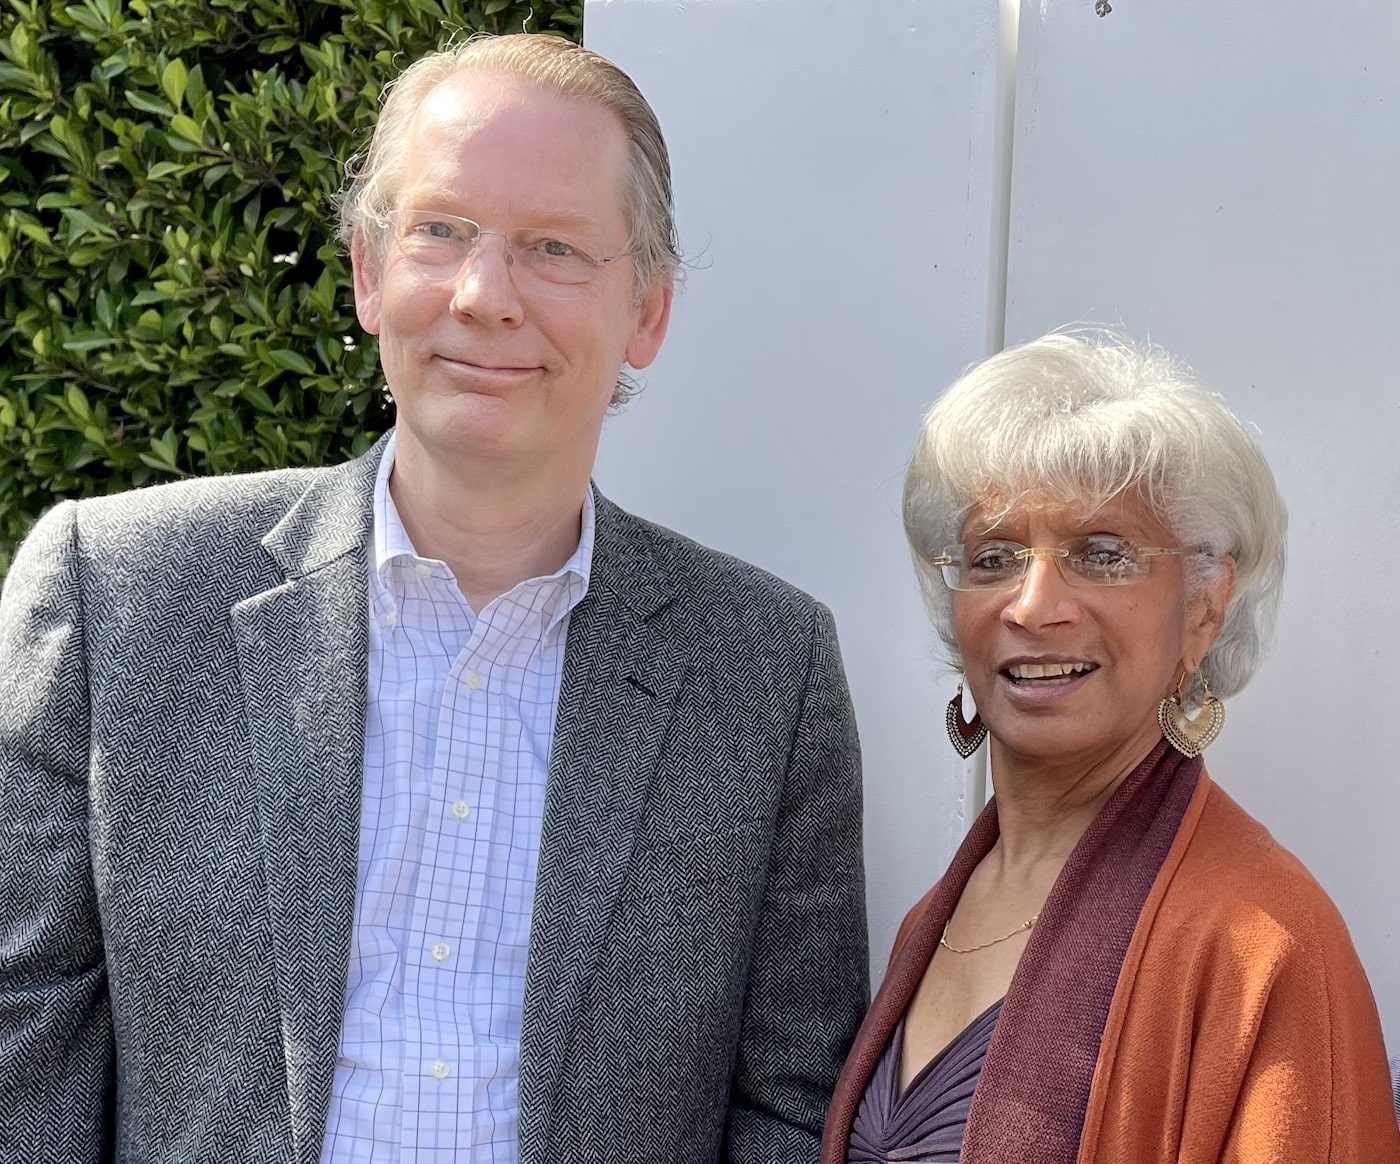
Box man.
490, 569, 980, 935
0, 34, 868, 1163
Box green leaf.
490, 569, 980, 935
185, 64, 207, 113
144, 427, 180, 469
124, 89, 174, 118
242, 384, 276, 412
60, 206, 115, 236
160, 58, 188, 109
265, 348, 315, 375
65, 383, 93, 421
169, 114, 204, 144
61, 335, 120, 352
17, 222, 53, 247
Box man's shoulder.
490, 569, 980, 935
16, 452, 377, 601
75, 462, 313, 519
63, 453, 370, 552
602, 498, 824, 626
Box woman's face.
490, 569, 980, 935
952, 490, 1232, 775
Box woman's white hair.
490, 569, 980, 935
903, 328, 1288, 700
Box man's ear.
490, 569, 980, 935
624, 280, 673, 371
350, 228, 384, 335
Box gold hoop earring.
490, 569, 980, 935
946, 679, 988, 758
1158, 673, 1225, 758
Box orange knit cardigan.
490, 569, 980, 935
823, 751, 1400, 1163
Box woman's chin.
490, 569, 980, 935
988, 717, 1162, 779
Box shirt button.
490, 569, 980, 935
414, 563, 432, 578
431, 941, 451, 962
381, 610, 396, 629
465, 671, 482, 690
451, 800, 472, 820
431, 1060, 450, 1080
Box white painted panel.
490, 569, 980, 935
1006, 0, 1400, 1043
584, 0, 1005, 971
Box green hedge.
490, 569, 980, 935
0, 0, 582, 571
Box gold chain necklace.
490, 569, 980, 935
939, 913, 1039, 954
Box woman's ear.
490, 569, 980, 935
1184, 554, 1237, 670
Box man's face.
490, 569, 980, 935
352, 70, 671, 479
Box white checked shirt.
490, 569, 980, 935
320, 435, 593, 1163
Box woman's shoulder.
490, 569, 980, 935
1160, 775, 1362, 974
890, 882, 942, 962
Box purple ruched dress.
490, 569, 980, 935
846, 998, 1003, 1163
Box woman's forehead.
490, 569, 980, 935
963, 487, 1171, 539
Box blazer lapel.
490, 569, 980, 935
230, 447, 381, 1164
517, 492, 691, 1157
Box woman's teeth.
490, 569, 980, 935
1006, 661, 1095, 682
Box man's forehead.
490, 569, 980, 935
413, 69, 517, 131
409, 70, 619, 148
395, 71, 631, 216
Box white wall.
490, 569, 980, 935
1006, 0, 1400, 1046
585, 0, 1400, 1044
585, 0, 1008, 969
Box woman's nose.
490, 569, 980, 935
1004, 551, 1078, 628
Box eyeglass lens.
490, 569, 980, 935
380, 210, 619, 290
939, 536, 1161, 590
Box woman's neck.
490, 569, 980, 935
987, 732, 1160, 875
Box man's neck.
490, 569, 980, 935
388, 436, 590, 613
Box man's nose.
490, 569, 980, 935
469, 230, 514, 267
449, 232, 524, 323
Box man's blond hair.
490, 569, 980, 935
338, 33, 680, 298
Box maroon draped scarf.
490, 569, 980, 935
822, 740, 1202, 1164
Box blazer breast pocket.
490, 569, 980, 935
616, 819, 770, 939
572, 821, 773, 1109
596, 821, 771, 1054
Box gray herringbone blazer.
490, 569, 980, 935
0, 441, 868, 1164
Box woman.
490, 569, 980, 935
823, 332, 1399, 1163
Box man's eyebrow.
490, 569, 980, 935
398, 193, 603, 229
